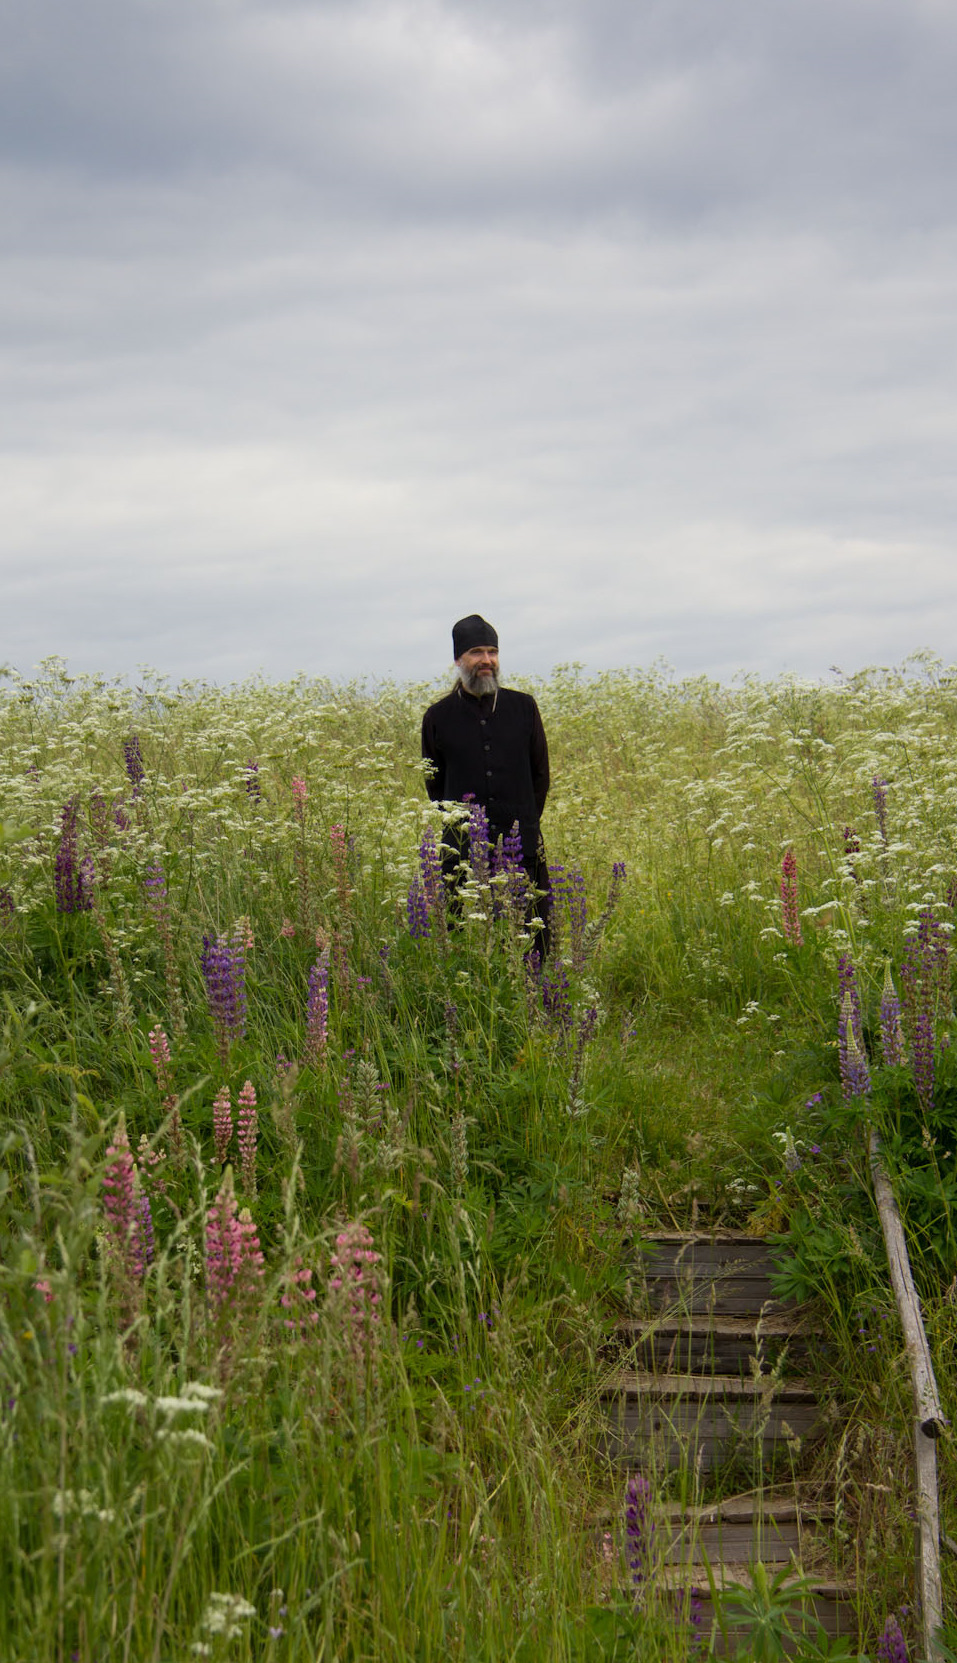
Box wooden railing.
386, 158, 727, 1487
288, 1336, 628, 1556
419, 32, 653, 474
869, 1128, 947, 1663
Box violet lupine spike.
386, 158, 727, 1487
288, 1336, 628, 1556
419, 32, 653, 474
466, 800, 491, 887
839, 993, 872, 1103
124, 735, 145, 792
624, 1473, 656, 1592
213, 1086, 233, 1166
305, 951, 330, 1063
244, 759, 261, 799
406, 875, 430, 939
912, 1009, 935, 1114
541, 962, 573, 1034
838, 954, 864, 1049
879, 965, 907, 1068
872, 775, 889, 844
843, 826, 862, 885
54, 797, 94, 913
568, 868, 588, 970
237, 1080, 258, 1195
0, 886, 14, 927
780, 848, 803, 945
876, 1614, 909, 1663
201, 932, 247, 1062
419, 827, 444, 915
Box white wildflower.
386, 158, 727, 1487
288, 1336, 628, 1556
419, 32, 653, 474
101, 1389, 149, 1409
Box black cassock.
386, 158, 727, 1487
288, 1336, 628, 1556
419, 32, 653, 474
421, 684, 551, 938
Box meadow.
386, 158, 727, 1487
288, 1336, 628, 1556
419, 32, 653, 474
0, 654, 954, 1661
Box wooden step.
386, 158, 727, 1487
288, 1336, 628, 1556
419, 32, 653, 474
657, 1491, 836, 1568
614, 1314, 814, 1375
601, 1370, 820, 1472
656, 1563, 857, 1651
631, 1232, 793, 1318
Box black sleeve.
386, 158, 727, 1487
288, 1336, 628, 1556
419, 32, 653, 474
421, 709, 444, 802
530, 700, 549, 817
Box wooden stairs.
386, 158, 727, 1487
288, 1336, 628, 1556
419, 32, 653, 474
600, 1231, 858, 1650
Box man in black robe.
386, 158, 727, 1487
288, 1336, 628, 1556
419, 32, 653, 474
421, 613, 550, 947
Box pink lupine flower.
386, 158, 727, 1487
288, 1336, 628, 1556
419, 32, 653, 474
237, 1080, 258, 1195
102, 1115, 145, 1321
281, 1257, 320, 1337
280, 918, 296, 938
149, 1025, 172, 1093
326, 1220, 383, 1377
34, 1278, 54, 1304
213, 1086, 233, 1167
330, 824, 351, 911
205, 1168, 244, 1316
237, 1208, 265, 1280
234, 914, 255, 951
292, 776, 307, 810
780, 848, 803, 945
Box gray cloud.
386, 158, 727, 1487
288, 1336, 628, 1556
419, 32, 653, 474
2, 0, 956, 687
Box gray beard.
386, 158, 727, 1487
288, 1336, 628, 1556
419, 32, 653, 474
457, 664, 500, 697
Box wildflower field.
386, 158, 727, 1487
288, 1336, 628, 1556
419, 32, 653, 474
1, 656, 955, 1661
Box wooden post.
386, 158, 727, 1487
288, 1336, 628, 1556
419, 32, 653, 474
869, 1128, 946, 1661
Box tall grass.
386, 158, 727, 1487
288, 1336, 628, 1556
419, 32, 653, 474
1, 655, 955, 1659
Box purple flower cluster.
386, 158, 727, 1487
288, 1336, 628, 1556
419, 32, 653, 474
406, 876, 430, 939
900, 908, 948, 1112
466, 798, 491, 886
541, 962, 573, 1033
244, 758, 261, 799
54, 798, 94, 913
837, 956, 871, 1103
492, 821, 528, 912
843, 826, 861, 885
0, 885, 13, 927
624, 1472, 656, 1592
568, 868, 588, 970
201, 931, 247, 1061
879, 964, 906, 1068
876, 1614, 908, 1663
124, 735, 145, 792
305, 951, 330, 1063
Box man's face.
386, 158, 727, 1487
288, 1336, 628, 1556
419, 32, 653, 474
457, 644, 500, 695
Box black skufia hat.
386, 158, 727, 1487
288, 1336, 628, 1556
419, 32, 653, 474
452, 614, 498, 658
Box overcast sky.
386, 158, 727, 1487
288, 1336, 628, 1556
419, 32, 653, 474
3, 0, 956, 688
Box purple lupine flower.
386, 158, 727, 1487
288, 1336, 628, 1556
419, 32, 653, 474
305, 951, 329, 1064
838, 954, 864, 1049
843, 826, 862, 885
780, 849, 802, 945
54, 798, 94, 913
0, 886, 13, 927
541, 962, 573, 1033
912, 1009, 935, 1113
876, 1614, 909, 1663
237, 1080, 258, 1196
419, 827, 444, 915
624, 1473, 656, 1592
872, 775, 889, 844
406, 875, 430, 939
879, 964, 907, 1067
244, 759, 261, 799
839, 991, 871, 1103
466, 798, 491, 886
568, 868, 588, 970
201, 931, 247, 1062
547, 863, 569, 957
124, 735, 145, 792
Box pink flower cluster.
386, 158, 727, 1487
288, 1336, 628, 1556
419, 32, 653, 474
149, 1025, 182, 1159
327, 1221, 382, 1372
102, 1117, 151, 1320
281, 1257, 320, 1337
205, 1167, 264, 1318
237, 1080, 258, 1195
213, 1086, 233, 1166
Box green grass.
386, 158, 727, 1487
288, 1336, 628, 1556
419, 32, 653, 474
1, 655, 955, 1659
